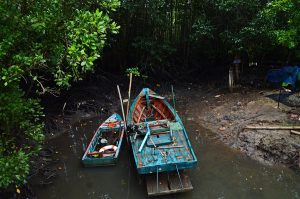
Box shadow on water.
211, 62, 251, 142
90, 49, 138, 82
31, 106, 300, 199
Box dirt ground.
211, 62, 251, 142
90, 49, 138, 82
175, 83, 300, 169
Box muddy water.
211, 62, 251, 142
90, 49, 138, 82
31, 112, 300, 199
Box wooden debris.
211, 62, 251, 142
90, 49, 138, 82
291, 130, 300, 136
245, 125, 300, 130
158, 145, 184, 149
219, 126, 226, 131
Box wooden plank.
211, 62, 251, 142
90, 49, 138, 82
136, 119, 169, 127
151, 104, 167, 119
148, 94, 165, 99
291, 130, 300, 136
146, 172, 193, 196
137, 106, 146, 123
146, 134, 173, 147
146, 174, 169, 195
245, 125, 300, 130
169, 172, 193, 191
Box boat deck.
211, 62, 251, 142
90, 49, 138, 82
130, 125, 196, 174
128, 88, 197, 174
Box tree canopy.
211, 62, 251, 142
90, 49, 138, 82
0, 0, 119, 188
109, 0, 300, 71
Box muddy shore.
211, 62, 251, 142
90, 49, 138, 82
44, 81, 300, 170
174, 83, 300, 169
14, 81, 300, 198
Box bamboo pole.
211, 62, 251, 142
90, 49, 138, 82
126, 73, 133, 121
117, 85, 127, 129
245, 125, 300, 130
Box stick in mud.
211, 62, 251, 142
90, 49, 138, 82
63, 161, 68, 177
126, 73, 133, 121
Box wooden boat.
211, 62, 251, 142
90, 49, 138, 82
82, 113, 124, 167
127, 88, 197, 174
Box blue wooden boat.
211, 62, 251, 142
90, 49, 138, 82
127, 88, 197, 174
82, 113, 124, 167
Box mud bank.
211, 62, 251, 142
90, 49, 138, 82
175, 84, 300, 168
44, 81, 300, 170
24, 82, 300, 199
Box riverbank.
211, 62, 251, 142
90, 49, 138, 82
23, 81, 300, 199
44, 81, 300, 172
174, 83, 300, 169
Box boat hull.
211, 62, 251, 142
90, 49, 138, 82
129, 136, 197, 174
81, 113, 124, 167
127, 88, 197, 174
82, 156, 117, 167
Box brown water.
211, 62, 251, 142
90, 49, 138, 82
30, 110, 300, 199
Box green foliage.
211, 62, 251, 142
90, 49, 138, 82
0, 0, 120, 90
0, 0, 120, 188
0, 76, 44, 187
132, 37, 176, 70
118, 0, 300, 67
120, 0, 177, 70
262, 0, 300, 49
191, 16, 214, 40
0, 151, 30, 188
63, 9, 119, 87
126, 67, 140, 77
190, 0, 271, 58
1, 66, 23, 87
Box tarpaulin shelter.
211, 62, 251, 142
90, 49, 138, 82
266, 66, 300, 88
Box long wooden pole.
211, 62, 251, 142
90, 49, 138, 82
171, 85, 176, 111
117, 85, 127, 129
291, 130, 300, 135
126, 73, 133, 121
245, 125, 300, 130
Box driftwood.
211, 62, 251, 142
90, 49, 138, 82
291, 130, 300, 136
245, 125, 300, 130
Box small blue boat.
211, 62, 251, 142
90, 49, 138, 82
82, 113, 124, 167
127, 88, 197, 174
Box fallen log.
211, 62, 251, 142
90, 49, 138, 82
245, 125, 300, 130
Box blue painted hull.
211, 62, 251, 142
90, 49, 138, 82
127, 88, 197, 174
81, 113, 124, 167
82, 156, 117, 167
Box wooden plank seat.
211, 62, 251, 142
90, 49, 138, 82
135, 119, 171, 135
146, 134, 173, 147
135, 119, 169, 127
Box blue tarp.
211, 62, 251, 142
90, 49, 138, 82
266, 66, 300, 88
